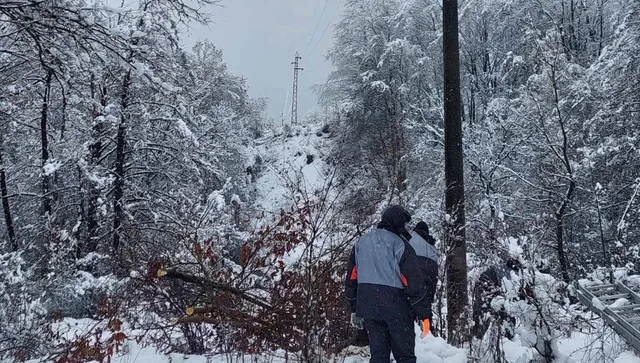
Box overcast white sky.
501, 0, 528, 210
183, 0, 343, 124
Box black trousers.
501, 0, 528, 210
364, 316, 415, 363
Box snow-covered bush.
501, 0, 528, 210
469, 236, 621, 363
133, 174, 357, 360
0, 249, 133, 361
0, 252, 48, 360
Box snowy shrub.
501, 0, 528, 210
138, 184, 356, 360
0, 252, 48, 361
0, 250, 132, 361
470, 236, 595, 363
501, 269, 569, 362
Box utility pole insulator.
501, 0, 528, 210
291, 52, 303, 125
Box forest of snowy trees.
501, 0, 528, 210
2, 0, 640, 362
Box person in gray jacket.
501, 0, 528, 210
345, 205, 431, 363
408, 221, 440, 335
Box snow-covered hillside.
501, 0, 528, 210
251, 124, 331, 215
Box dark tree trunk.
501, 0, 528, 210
112, 71, 131, 254
555, 212, 570, 283
560, 1, 569, 54
41, 69, 53, 217
85, 78, 106, 254
595, 190, 609, 280
0, 143, 17, 251
598, 0, 604, 56
555, 171, 575, 284
570, 0, 576, 52
551, 65, 575, 284
443, 0, 468, 345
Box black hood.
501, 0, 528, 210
414, 221, 436, 245
377, 205, 411, 236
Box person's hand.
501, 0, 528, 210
420, 318, 431, 338
350, 313, 365, 330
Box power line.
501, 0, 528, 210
304, 0, 341, 72
304, 0, 329, 56
313, 0, 340, 54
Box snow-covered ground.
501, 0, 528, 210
17, 315, 640, 363
502, 332, 640, 363
109, 334, 465, 363
20, 318, 467, 363
251, 124, 331, 215
24, 316, 640, 363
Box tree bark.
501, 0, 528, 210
551, 65, 575, 283
112, 70, 131, 254
41, 69, 53, 217
40, 70, 53, 216
85, 78, 106, 254
598, 0, 604, 56
570, 0, 577, 52
443, 0, 468, 345
555, 211, 570, 283
0, 142, 17, 251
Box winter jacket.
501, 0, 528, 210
413, 221, 435, 246
344, 228, 432, 321
408, 230, 439, 302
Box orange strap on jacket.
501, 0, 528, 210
350, 266, 358, 280
400, 274, 408, 287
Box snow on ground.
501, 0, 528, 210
342, 326, 468, 363
252, 124, 330, 215
616, 352, 640, 363
415, 333, 467, 363
20, 319, 468, 363
501, 328, 640, 363
28, 320, 640, 363
22, 126, 640, 363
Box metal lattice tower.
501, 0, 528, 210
291, 52, 303, 125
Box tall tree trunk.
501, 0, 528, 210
570, 0, 577, 52
0, 140, 17, 251
112, 71, 131, 254
41, 69, 53, 217
443, 0, 468, 345
85, 78, 105, 254
551, 65, 574, 283
598, 0, 604, 56
555, 211, 570, 283
559, 0, 571, 55
595, 188, 610, 280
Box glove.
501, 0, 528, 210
420, 318, 431, 338
350, 313, 365, 330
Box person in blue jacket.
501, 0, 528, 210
345, 205, 432, 363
